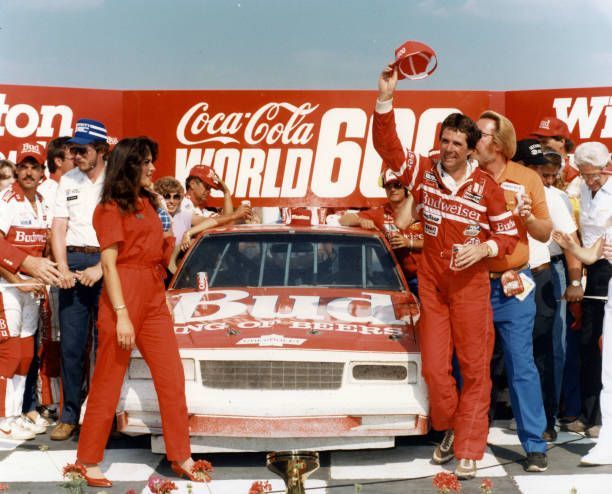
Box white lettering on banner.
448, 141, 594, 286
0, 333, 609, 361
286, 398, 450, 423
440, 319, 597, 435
176, 101, 318, 146
174, 103, 460, 200
171, 290, 405, 326
311, 108, 367, 198
0, 94, 73, 138
552, 96, 612, 139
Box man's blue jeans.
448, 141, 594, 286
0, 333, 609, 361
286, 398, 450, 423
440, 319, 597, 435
491, 269, 547, 453
58, 251, 102, 424
550, 256, 567, 403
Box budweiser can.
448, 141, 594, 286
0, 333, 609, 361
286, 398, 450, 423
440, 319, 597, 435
196, 272, 208, 292
241, 200, 251, 207
450, 243, 463, 270
384, 222, 399, 239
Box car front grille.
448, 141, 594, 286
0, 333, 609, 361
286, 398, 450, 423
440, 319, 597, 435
200, 360, 344, 390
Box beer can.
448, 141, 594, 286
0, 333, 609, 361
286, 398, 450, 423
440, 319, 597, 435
384, 222, 399, 240
450, 243, 463, 270
241, 200, 251, 207
197, 272, 208, 292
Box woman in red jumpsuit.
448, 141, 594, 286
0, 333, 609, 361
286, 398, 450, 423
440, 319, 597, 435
75, 137, 201, 487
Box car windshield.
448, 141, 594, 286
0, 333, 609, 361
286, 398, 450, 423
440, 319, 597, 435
172, 232, 404, 291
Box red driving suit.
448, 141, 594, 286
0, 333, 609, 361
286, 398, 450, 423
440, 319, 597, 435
373, 108, 519, 459
358, 204, 423, 281
77, 198, 190, 464
0, 238, 26, 274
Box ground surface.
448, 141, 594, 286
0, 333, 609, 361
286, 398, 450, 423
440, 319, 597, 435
1, 421, 610, 493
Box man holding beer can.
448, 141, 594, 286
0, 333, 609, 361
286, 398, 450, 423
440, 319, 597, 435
372, 65, 519, 479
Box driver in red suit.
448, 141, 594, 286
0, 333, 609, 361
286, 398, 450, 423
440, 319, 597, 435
372, 65, 519, 479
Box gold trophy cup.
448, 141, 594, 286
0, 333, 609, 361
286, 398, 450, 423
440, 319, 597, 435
266, 450, 320, 494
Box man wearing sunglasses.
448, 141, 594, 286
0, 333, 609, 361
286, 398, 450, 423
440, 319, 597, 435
49, 118, 109, 441
373, 65, 518, 479
339, 168, 423, 294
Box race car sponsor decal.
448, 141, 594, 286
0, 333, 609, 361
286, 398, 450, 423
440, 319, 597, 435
237, 334, 306, 347
168, 290, 414, 337
424, 223, 438, 236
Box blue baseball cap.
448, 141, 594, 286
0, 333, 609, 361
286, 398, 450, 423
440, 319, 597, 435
68, 118, 108, 145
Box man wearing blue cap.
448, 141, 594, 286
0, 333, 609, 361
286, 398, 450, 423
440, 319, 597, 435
49, 119, 109, 441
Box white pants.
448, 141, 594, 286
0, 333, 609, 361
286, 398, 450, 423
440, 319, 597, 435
584, 278, 612, 460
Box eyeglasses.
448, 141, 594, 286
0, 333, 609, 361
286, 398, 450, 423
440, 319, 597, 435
384, 182, 403, 190
480, 131, 494, 139
580, 172, 602, 182
163, 193, 182, 200
69, 146, 89, 156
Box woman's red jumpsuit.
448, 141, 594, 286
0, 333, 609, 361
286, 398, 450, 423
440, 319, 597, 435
77, 198, 190, 464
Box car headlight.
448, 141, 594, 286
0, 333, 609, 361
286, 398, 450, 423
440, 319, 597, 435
351, 362, 418, 383
128, 357, 196, 381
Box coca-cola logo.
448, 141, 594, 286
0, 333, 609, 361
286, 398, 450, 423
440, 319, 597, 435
176, 101, 319, 146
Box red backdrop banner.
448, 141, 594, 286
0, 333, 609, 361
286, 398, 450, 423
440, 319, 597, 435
1, 85, 610, 207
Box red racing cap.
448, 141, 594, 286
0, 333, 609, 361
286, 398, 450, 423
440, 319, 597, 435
188, 165, 223, 190
530, 117, 571, 139
16, 142, 45, 166
393, 40, 438, 80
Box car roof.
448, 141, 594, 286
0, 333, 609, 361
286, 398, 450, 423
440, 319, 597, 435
198, 223, 384, 238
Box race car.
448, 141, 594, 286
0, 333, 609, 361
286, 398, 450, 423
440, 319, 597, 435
116, 224, 428, 453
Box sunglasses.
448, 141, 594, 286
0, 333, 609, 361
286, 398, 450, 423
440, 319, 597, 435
163, 193, 182, 200
69, 146, 89, 156
384, 182, 403, 190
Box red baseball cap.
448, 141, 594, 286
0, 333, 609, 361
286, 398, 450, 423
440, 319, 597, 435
530, 117, 571, 139
188, 165, 222, 190
392, 40, 438, 80
16, 142, 45, 166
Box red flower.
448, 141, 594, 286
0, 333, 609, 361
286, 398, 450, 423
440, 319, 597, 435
148, 476, 178, 494
480, 478, 494, 493
192, 459, 214, 482
249, 480, 273, 494
62, 463, 87, 481
432, 472, 462, 493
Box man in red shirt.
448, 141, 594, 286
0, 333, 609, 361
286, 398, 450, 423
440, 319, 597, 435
372, 65, 518, 479
340, 168, 423, 292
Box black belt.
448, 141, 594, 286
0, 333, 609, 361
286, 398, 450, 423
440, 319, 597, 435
531, 262, 551, 274
67, 246, 100, 254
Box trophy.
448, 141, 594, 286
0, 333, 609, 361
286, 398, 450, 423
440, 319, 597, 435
266, 450, 320, 494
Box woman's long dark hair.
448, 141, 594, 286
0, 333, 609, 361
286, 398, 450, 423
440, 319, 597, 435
101, 136, 159, 213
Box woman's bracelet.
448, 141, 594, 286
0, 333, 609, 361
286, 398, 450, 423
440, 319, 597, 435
113, 304, 127, 312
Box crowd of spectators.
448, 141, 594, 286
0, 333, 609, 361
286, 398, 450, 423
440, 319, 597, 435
0, 82, 609, 482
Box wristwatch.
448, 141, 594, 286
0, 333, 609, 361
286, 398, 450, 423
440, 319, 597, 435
570, 280, 581, 287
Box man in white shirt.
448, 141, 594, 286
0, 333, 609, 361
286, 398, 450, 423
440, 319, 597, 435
574, 142, 612, 437
49, 119, 109, 441
0, 142, 50, 440
514, 139, 580, 441
37, 137, 74, 221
